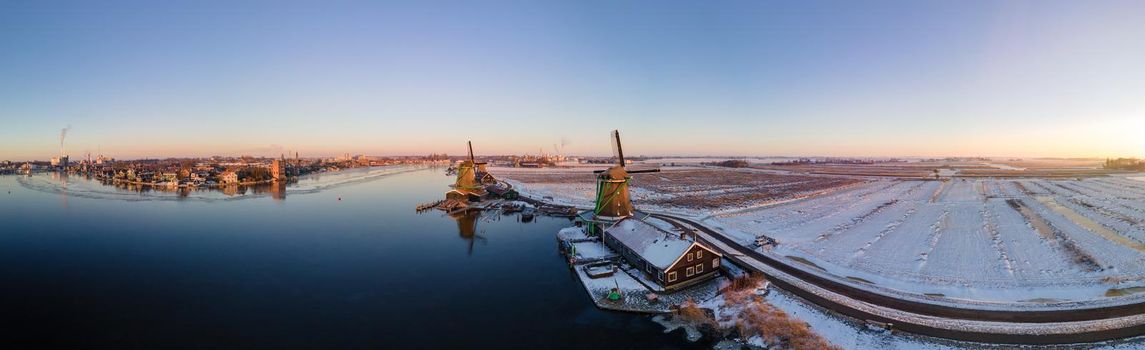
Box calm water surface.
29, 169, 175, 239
0, 167, 701, 349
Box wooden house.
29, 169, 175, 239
603, 218, 721, 291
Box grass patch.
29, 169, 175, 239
1106, 287, 1145, 297
674, 273, 840, 349
736, 301, 842, 350
677, 298, 718, 329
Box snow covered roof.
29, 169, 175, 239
558, 226, 588, 241
605, 218, 695, 270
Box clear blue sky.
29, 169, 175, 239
2, 0, 1143, 160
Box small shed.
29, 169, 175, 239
479, 172, 497, 185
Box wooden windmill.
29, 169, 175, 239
593, 130, 659, 220
453, 141, 486, 194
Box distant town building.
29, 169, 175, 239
271, 158, 286, 181
50, 156, 68, 168
221, 171, 239, 184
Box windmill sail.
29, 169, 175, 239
611, 130, 625, 167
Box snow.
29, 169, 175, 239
643, 216, 682, 233
575, 263, 656, 307
981, 163, 1027, 171
695, 227, 1145, 342
752, 281, 1145, 349
764, 287, 964, 349
528, 166, 1145, 310
572, 258, 724, 313
570, 241, 614, 260
530, 169, 1145, 346
500, 178, 595, 209
495, 166, 865, 218
557, 226, 589, 241
709, 177, 1145, 306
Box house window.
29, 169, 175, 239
713, 259, 719, 269
697, 263, 704, 273
687, 253, 693, 262
668, 271, 677, 282
658, 271, 665, 281
646, 263, 653, 274
696, 250, 703, 259
686, 267, 694, 277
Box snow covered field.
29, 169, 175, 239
710, 175, 1145, 304
493, 166, 862, 216
502, 163, 1145, 305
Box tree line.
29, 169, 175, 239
1104, 158, 1145, 171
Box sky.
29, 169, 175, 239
1, 0, 1143, 161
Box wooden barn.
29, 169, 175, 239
603, 218, 721, 291
445, 189, 482, 202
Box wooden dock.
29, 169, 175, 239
415, 200, 444, 212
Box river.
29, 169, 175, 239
0, 167, 702, 349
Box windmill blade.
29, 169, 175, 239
593, 168, 657, 174
612, 130, 625, 167
627, 169, 660, 174
467, 141, 475, 163
610, 131, 619, 165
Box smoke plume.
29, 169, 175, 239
59, 125, 71, 155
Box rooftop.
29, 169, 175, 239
606, 218, 695, 270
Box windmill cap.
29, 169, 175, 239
600, 165, 629, 179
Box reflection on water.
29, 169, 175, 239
16, 165, 427, 202
447, 206, 544, 255
269, 182, 286, 201
451, 209, 484, 255
0, 168, 702, 349
51, 171, 69, 209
